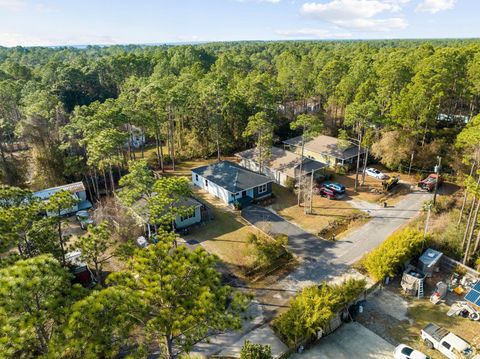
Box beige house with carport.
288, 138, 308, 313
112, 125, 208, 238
283, 134, 366, 167
235, 146, 327, 188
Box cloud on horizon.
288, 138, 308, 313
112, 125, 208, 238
300, 0, 409, 32
416, 0, 456, 14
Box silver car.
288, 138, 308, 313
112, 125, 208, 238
365, 167, 389, 180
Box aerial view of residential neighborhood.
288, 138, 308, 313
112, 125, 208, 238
1, 0, 480, 358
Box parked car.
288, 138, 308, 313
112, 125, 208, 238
365, 167, 389, 180
420, 323, 476, 359
314, 185, 338, 200
394, 344, 430, 359
76, 210, 93, 230
322, 182, 346, 194
418, 174, 443, 192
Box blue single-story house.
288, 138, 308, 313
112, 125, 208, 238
191, 160, 273, 207
33, 182, 92, 216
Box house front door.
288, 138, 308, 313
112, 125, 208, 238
242, 190, 247, 198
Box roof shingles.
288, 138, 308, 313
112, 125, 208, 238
192, 161, 272, 193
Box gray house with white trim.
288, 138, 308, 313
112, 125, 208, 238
191, 161, 273, 207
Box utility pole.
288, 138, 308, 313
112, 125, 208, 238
361, 147, 369, 186
354, 129, 363, 192
308, 168, 316, 214
297, 132, 305, 207
423, 202, 432, 250
433, 156, 441, 205
408, 151, 414, 176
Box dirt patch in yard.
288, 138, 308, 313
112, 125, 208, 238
271, 184, 367, 237
358, 285, 480, 359
334, 168, 415, 205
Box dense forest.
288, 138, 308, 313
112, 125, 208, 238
1, 39, 480, 191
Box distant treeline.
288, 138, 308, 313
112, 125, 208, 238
1, 39, 479, 188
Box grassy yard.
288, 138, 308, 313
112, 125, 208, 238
389, 299, 480, 359
183, 189, 258, 277
270, 184, 367, 237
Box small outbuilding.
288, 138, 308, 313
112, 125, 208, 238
418, 248, 443, 278
192, 160, 273, 207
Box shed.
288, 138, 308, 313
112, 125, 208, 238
418, 248, 443, 277
401, 265, 426, 297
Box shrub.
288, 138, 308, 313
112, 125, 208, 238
285, 177, 296, 192
240, 341, 272, 359
233, 201, 243, 210
273, 279, 366, 347
432, 196, 457, 214
360, 228, 424, 281
247, 232, 291, 270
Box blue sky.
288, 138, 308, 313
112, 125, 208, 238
0, 0, 476, 46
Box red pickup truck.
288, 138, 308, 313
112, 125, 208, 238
418, 174, 443, 192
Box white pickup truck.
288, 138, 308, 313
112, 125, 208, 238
420, 323, 478, 359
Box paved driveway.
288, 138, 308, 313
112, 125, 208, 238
291, 322, 395, 359
242, 205, 330, 259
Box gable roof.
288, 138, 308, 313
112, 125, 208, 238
235, 147, 327, 177
192, 160, 272, 193
283, 135, 366, 160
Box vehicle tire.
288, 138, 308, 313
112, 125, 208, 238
424, 339, 434, 349
469, 312, 480, 321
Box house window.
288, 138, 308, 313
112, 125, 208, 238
205, 180, 208, 187
195, 174, 198, 181
258, 183, 268, 194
